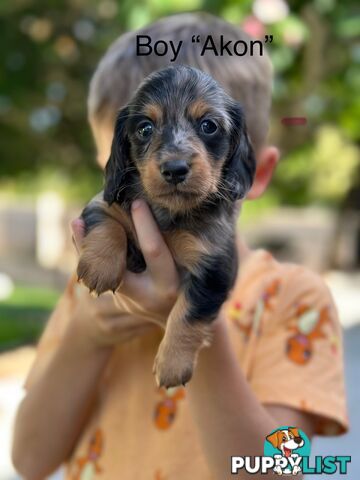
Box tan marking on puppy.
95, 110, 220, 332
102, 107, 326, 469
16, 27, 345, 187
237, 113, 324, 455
165, 230, 210, 272
188, 99, 210, 119
140, 157, 200, 213
188, 99, 232, 130
142, 103, 163, 123
141, 145, 220, 214
77, 218, 127, 295
88, 192, 135, 237
108, 203, 136, 237
153, 293, 212, 388
190, 153, 221, 194
184, 139, 225, 194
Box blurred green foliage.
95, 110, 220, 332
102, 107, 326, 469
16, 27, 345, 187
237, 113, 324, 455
0, 285, 60, 350
0, 0, 359, 206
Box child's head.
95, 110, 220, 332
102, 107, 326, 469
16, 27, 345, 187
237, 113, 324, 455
88, 13, 279, 200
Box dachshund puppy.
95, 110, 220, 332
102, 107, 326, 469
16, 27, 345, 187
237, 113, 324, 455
78, 65, 256, 388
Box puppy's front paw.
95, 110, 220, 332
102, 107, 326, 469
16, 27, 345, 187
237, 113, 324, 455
153, 341, 195, 388
77, 245, 125, 296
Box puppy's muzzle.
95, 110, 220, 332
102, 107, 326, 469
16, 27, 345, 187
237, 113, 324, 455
160, 159, 190, 185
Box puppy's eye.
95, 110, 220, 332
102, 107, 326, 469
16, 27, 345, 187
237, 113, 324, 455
200, 119, 218, 135
137, 121, 153, 139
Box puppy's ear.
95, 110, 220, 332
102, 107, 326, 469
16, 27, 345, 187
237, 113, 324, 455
103, 107, 131, 205
266, 430, 281, 449
289, 427, 300, 438
222, 102, 256, 201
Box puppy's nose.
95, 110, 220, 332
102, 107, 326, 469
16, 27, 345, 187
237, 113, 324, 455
294, 437, 302, 445
160, 160, 189, 185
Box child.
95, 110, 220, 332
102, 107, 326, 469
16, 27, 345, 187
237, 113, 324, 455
12, 13, 347, 480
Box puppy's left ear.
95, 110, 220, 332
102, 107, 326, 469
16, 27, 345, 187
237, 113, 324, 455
222, 102, 256, 201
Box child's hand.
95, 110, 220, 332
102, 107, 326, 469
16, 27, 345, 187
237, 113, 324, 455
71, 200, 179, 341
72, 288, 158, 348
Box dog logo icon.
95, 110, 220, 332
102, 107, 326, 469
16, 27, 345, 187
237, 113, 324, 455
264, 426, 310, 475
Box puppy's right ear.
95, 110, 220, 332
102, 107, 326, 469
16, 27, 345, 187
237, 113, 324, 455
103, 107, 130, 205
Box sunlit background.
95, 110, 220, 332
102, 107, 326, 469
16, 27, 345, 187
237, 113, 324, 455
0, 0, 359, 478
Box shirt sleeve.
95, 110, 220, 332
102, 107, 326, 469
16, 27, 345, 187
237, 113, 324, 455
24, 274, 78, 390
247, 265, 348, 436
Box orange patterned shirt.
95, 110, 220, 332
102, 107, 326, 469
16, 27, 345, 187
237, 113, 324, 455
26, 250, 348, 479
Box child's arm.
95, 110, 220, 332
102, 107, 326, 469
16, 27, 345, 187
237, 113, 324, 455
187, 317, 316, 479
12, 201, 179, 480
12, 301, 113, 479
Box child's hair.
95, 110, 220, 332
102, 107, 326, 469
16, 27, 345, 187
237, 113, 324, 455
88, 12, 272, 152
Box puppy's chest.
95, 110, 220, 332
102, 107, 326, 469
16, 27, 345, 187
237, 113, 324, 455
126, 226, 213, 275
125, 204, 235, 275
159, 214, 234, 274
164, 230, 211, 273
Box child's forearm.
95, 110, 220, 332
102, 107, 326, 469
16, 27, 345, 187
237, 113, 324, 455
12, 313, 112, 480
187, 317, 278, 479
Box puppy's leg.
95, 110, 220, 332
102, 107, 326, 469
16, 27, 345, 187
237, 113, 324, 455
153, 292, 211, 388
77, 196, 129, 295
153, 252, 237, 388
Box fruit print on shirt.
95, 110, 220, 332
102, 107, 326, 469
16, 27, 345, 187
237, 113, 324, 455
153, 386, 185, 430
71, 428, 104, 480
154, 468, 167, 479
286, 304, 334, 365
230, 279, 281, 341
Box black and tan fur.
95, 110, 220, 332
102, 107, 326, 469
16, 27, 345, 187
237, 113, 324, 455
78, 65, 256, 387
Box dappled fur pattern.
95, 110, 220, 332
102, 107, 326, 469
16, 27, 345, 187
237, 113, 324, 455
78, 66, 256, 387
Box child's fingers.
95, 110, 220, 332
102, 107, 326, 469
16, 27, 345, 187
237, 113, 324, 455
70, 218, 85, 253
115, 273, 169, 328
131, 200, 179, 290
119, 270, 145, 296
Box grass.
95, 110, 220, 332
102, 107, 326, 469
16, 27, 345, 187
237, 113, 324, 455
0, 285, 60, 351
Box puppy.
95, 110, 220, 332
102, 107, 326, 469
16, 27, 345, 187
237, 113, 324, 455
77, 65, 256, 387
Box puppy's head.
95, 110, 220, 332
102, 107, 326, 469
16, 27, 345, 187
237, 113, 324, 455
266, 428, 304, 457
104, 65, 255, 213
